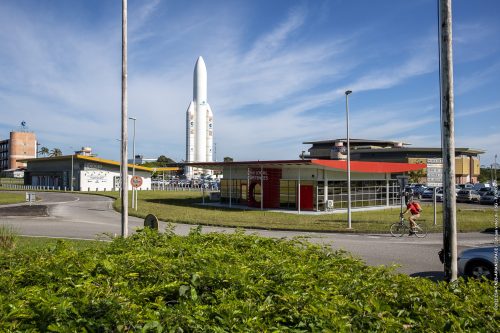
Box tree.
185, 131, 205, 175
157, 155, 175, 164
408, 169, 426, 184
38, 146, 50, 157
50, 148, 63, 157
223, 156, 234, 162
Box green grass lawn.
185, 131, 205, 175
0, 191, 25, 205
97, 190, 496, 233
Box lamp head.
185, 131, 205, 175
345, 90, 352, 96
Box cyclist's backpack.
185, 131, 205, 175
413, 202, 422, 212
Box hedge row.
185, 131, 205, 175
0, 228, 498, 332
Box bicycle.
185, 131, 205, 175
390, 217, 427, 238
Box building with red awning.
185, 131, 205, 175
187, 159, 426, 212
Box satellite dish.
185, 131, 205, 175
21, 121, 27, 127
144, 214, 159, 230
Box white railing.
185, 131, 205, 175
151, 183, 219, 192
0, 183, 220, 193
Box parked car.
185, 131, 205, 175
456, 189, 481, 203
434, 188, 457, 202
412, 186, 427, 198
479, 191, 499, 205
458, 246, 499, 279
421, 187, 436, 199
477, 187, 491, 197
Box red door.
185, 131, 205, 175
298, 185, 314, 211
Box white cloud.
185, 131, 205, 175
0, 1, 498, 165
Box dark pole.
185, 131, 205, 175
345, 90, 353, 229
121, 0, 129, 237
439, 0, 458, 282
495, 154, 498, 184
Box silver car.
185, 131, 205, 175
458, 246, 499, 279
479, 191, 499, 205
456, 189, 481, 203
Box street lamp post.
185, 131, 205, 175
129, 117, 137, 209
345, 90, 353, 229
495, 154, 498, 185
68, 146, 74, 192
116, 139, 122, 196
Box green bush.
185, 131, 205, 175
0, 224, 18, 250
0, 229, 498, 332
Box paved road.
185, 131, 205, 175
1, 192, 495, 279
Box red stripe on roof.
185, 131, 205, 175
311, 159, 426, 173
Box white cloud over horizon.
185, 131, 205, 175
0, 0, 498, 165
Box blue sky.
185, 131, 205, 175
0, 0, 499, 165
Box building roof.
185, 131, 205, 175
303, 139, 484, 156
351, 147, 485, 155
20, 155, 179, 172
303, 138, 411, 146
186, 159, 426, 174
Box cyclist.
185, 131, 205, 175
400, 192, 422, 234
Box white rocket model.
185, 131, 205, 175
185, 56, 214, 178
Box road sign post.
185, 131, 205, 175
25, 192, 36, 206
130, 175, 143, 210
396, 175, 409, 216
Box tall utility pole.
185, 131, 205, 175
120, 0, 129, 237
439, 0, 457, 282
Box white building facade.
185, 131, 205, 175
24, 155, 152, 191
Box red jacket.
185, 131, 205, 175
407, 202, 421, 215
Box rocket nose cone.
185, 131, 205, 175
195, 56, 206, 70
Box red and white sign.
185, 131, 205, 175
130, 175, 143, 188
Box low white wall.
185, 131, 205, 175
79, 169, 151, 191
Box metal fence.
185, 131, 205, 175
1, 183, 220, 193
151, 182, 219, 192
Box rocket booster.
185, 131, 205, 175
186, 56, 214, 177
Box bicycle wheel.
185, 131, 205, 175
413, 223, 428, 238
390, 223, 408, 237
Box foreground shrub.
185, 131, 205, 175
0, 224, 17, 250
0, 228, 498, 332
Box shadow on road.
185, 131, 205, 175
0, 205, 49, 217
410, 271, 445, 282
144, 198, 246, 211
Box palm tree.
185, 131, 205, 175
50, 148, 63, 157
39, 146, 50, 157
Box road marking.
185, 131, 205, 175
40, 197, 81, 205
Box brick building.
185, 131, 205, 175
0, 130, 37, 172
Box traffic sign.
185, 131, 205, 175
427, 158, 443, 187
130, 175, 143, 188
25, 192, 36, 205
144, 214, 159, 230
